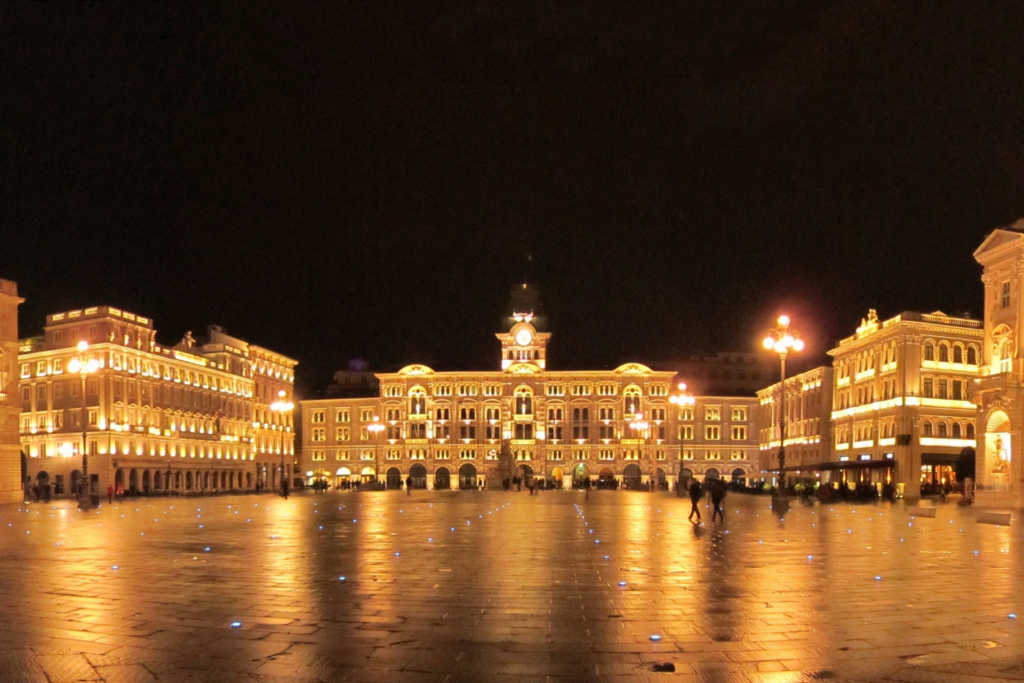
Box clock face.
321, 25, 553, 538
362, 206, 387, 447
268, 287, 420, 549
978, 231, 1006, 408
516, 329, 533, 346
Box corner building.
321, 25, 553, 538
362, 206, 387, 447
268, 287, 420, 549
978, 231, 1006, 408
827, 309, 981, 498
301, 286, 759, 490
18, 306, 296, 498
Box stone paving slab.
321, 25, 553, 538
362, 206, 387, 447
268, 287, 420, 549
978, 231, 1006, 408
1, 491, 1023, 681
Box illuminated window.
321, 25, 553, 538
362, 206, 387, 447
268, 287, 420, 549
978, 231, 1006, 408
923, 421, 933, 437
705, 449, 720, 460
1003, 281, 1011, 308
435, 407, 450, 421
571, 384, 591, 396
336, 427, 350, 441
597, 383, 616, 396
436, 449, 450, 460
548, 449, 562, 460
730, 407, 747, 422
311, 428, 325, 442
953, 346, 963, 364
731, 425, 747, 440
384, 385, 403, 397
311, 410, 325, 423
311, 450, 326, 461
36, 361, 46, 375
679, 425, 693, 440
705, 407, 721, 421
680, 407, 694, 421
967, 423, 976, 438
924, 342, 935, 361
459, 449, 475, 460
598, 407, 615, 421
410, 423, 426, 439
598, 449, 614, 461
682, 449, 694, 460
20, 364, 29, 379
649, 385, 668, 397
967, 346, 978, 365
705, 425, 720, 440
434, 384, 452, 396
731, 450, 743, 461
545, 384, 564, 396
923, 378, 933, 398
483, 384, 502, 396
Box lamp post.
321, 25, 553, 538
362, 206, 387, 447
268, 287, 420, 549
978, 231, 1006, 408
669, 382, 696, 488
628, 412, 649, 491
368, 416, 384, 488
67, 341, 99, 510
270, 389, 294, 497
762, 315, 804, 506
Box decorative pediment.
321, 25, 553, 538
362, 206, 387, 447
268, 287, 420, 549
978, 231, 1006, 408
614, 363, 653, 375
974, 225, 1024, 260
397, 364, 434, 376
505, 362, 543, 374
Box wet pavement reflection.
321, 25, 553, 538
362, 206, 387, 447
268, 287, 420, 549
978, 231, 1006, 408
0, 491, 1022, 681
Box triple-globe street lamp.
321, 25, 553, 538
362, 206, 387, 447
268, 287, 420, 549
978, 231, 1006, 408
66, 341, 99, 510
270, 389, 295, 496
627, 412, 650, 490
367, 416, 385, 487
762, 315, 804, 505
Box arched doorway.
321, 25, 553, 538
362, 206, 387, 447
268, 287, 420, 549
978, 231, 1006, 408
336, 467, 352, 489
173, 471, 181, 490
516, 464, 533, 483
154, 470, 163, 492
246, 472, 253, 489
705, 467, 720, 481
386, 467, 402, 490
360, 467, 376, 483
623, 463, 642, 490
549, 466, 563, 489
598, 466, 616, 489
409, 463, 427, 489
185, 471, 194, 490
142, 470, 151, 493
35, 471, 49, 497
459, 463, 477, 490
434, 467, 451, 490
731, 468, 746, 484
574, 463, 590, 488
655, 467, 667, 490
114, 469, 124, 490
129, 469, 139, 494
203, 472, 210, 490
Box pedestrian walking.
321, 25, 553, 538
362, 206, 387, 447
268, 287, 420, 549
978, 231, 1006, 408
107, 484, 114, 504
406, 476, 412, 495
710, 480, 726, 523
688, 478, 703, 523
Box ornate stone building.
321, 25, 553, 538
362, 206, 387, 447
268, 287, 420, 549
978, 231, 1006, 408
300, 285, 759, 490
756, 365, 833, 484
827, 309, 982, 498
973, 222, 1024, 506
0, 280, 23, 504
18, 306, 296, 498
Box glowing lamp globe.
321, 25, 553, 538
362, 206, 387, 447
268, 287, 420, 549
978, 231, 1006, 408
67, 358, 81, 373
762, 336, 775, 350
77, 340, 89, 352
777, 314, 790, 326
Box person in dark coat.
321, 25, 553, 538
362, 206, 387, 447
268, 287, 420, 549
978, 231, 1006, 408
688, 479, 703, 523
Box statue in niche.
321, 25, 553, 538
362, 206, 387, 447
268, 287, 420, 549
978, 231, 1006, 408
993, 435, 1011, 473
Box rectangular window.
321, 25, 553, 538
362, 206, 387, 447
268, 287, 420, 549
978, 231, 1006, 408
53, 359, 63, 374
336, 427, 350, 441
731, 425, 747, 440
705, 425, 720, 440
682, 449, 693, 460
953, 381, 963, 401
572, 425, 589, 440
680, 407, 694, 421
460, 425, 477, 440
598, 449, 614, 460
679, 425, 693, 440
53, 382, 64, 399
549, 425, 563, 440
36, 361, 46, 375
436, 424, 450, 439
360, 409, 374, 422
599, 425, 614, 440
545, 384, 564, 396
923, 378, 933, 398
20, 364, 29, 379
705, 449, 720, 460
513, 423, 532, 440
436, 449, 450, 460
311, 428, 326, 442
938, 379, 948, 400
460, 449, 475, 460
311, 450, 326, 461
1003, 281, 1011, 308
731, 449, 743, 461
53, 412, 63, 429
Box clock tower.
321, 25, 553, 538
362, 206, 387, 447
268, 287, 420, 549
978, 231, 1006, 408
496, 283, 551, 370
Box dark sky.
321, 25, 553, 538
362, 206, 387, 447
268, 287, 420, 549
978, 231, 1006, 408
3, 2, 1023, 395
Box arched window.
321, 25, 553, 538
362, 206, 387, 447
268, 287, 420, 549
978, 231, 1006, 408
409, 388, 426, 416
938, 422, 947, 438
514, 388, 533, 415
623, 386, 642, 415
967, 346, 978, 365
939, 344, 950, 363
924, 342, 935, 361
953, 345, 963, 364
923, 421, 933, 437
952, 423, 962, 438
967, 423, 976, 438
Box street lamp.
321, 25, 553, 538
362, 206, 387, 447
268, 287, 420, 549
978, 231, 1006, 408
628, 412, 649, 491
368, 416, 384, 487
66, 341, 99, 510
270, 389, 294, 497
669, 382, 696, 487
762, 315, 804, 506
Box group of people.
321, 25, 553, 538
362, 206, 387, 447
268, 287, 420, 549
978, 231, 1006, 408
683, 477, 727, 524
105, 483, 127, 504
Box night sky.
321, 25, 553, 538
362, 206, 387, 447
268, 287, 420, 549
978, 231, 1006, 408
3, 2, 1023, 395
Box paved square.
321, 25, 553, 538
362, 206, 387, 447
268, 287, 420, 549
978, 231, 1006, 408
1, 490, 1023, 682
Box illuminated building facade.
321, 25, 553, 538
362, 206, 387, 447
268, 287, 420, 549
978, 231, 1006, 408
973, 222, 1024, 506
827, 309, 982, 497
0, 280, 24, 504
756, 365, 833, 482
18, 306, 296, 498
301, 286, 758, 490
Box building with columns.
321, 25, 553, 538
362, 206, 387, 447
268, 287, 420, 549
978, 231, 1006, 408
300, 285, 759, 491
827, 309, 981, 498
973, 221, 1024, 507
18, 306, 296, 498
0, 280, 24, 504
756, 365, 833, 484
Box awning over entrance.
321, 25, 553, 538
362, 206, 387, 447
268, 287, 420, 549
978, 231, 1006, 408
921, 452, 959, 466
